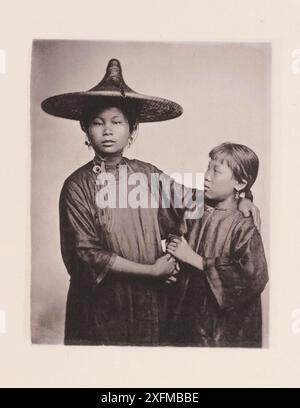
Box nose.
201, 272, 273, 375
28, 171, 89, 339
103, 122, 113, 135
204, 169, 211, 182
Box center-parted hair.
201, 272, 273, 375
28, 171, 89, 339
209, 142, 259, 201
80, 98, 140, 134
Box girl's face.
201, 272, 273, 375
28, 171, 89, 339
87, 107, 131, 156
204, 158, 241, 201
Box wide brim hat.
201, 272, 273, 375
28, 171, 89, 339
41, 59, 183, 122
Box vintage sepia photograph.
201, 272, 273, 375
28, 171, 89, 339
31, 40, 270, 347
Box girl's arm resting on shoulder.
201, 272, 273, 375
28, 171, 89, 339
203, 227, 269, 311
157, 168, 204, 238
238, 198, 261, 230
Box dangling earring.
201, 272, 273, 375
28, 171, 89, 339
234, 188, 240, 200
85, 138, 91, 149
128, 136, 133, 148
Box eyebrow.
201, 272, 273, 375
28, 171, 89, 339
211, 157, 225, 165
209, 161, 223, 169
93, 115, 125, 120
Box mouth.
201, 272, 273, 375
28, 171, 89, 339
204, 185, 210, 191
101, 140, 116, 147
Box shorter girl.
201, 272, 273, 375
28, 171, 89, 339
167, 142, 269, 347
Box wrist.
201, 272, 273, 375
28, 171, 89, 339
148, 263, 157, 277
190, 253, 204, 271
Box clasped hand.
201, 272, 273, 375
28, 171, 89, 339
152, 254, 179, 284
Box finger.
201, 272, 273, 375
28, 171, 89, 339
253, 209, 261, 231
166, 252, 175, 259
165, 253, 172, 261
243, 210, 250, 218
170, 238, 181, 244
166, 276, 177, 284
167, 242, 178, 247
167, 243, 178, 248
165, 279, 176, 285
250, 208, 258, 229
168, 253, 176, 262
166, 248, 175, 256
252, 209, 258, 229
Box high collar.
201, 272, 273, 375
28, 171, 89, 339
204, 197, 238, 211
93, 153, 125, 170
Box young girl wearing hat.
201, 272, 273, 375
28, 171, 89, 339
42, 60, 260, 346
166, 143, 269, 347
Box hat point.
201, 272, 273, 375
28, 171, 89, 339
106, 58, 122, 82
107, 58, 121, 67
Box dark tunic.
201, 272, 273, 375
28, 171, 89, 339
59, 155, 202, 345
168, 205, 269, 348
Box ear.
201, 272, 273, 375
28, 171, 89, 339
132, 120, 138, 133
80, 121, 87, 133
234, 179, 248, 192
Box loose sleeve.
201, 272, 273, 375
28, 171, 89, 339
59, 179, 117, 288
203, 224, 269, 311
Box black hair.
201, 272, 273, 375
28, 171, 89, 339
209, 142, 259, 201
80, 98, 139, 134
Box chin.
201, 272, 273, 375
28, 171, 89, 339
204, 191, 224, 204
98, 147, 122, 156
204, 191, 214, 200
